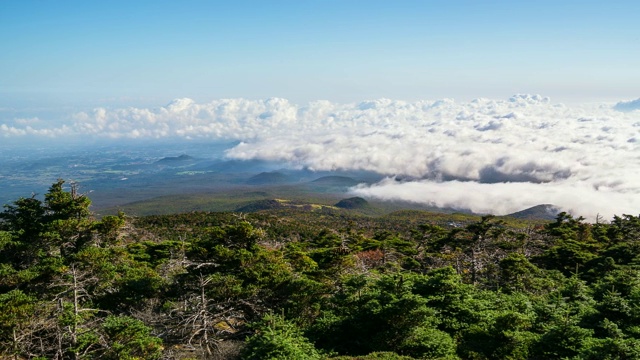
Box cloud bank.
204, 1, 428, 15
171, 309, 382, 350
2, 95, 639, 219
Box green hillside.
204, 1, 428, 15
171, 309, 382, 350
3, 180, 640, 359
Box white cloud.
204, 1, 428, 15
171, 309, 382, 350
68, 97, 302, 139
2, 95, 639, 219
0, 123, 70, 137
350, 178, 640, 221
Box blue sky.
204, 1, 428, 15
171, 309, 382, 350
1, 0, 639, 106
1, 1, 640, 218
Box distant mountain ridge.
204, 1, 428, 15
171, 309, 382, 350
506, 204, 560, 221
156, 154, 194, 163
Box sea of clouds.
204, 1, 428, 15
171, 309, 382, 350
2, 95, 639, 219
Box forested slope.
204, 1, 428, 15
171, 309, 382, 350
1, 181, 640, 359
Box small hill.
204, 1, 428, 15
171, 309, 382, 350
335, 197, 370, 210
246, 172, 290, 185
506, 204, 560, 221
236, 199, 284, 212
156, 154, 194, 163
310, 176, 360, 187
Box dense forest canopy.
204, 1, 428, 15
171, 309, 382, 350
1, 180, 640, 359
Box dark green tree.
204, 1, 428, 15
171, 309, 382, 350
101, 315, 163, 360
242, 313, 322, 360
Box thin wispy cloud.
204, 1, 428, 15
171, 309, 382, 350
2, 95, 639, 219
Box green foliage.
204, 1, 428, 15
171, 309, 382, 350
242, 314, 322, 360
0, 196, 47, 268
329, 352, 416, 359
102, 315, 163, 360
44, 179, 92, 221
0, 289, 36, 355
577, 320, 640, 359
309, 273, 457, 358
95, 211, 126, 245
399, 325, 458, 359
4, 181, 640, 359
498, 253, 540, 293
